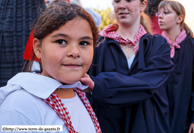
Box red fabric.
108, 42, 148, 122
150, 14, 162, 35
23, 29, 40, 62
99, 24, 147, 54
45, 88, 101, 133
62, 0, 71, 2
24, 0, 70, 62
162, 29, 187, 58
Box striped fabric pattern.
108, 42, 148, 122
45, 88, 102, 133
0, 0, 46, 87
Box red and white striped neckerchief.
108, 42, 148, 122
162, 29, 187, 58
99, 24, 147, 54
45, 88, 101, 133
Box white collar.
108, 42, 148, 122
6, 72, 88, 99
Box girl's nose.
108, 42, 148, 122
67, 45, 80, 58
118, 0, 126, 9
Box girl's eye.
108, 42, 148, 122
164, 10, 170, 14
79, 41, 89, 46
114, 0, 120, 3
126, 0, 131, 2
56, 40, 66, 45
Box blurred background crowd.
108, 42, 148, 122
0, 0, 193, 87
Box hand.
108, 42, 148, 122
189, 123, 194, 133
80, 74, 94, 92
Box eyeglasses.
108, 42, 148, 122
156, 10, 172, 17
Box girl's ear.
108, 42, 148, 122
140, 0, 147, 12
176, 15, 184, 24
33, 38, 42, 60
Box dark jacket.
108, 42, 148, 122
166, 36, 194, 133
87, 33, 174, 133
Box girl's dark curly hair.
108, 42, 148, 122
26, 1, 98, 72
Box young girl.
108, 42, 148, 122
157, 1, 194, 133
81, 0, 173, 133
23, 0, 101, 73
0, 1, 101, 133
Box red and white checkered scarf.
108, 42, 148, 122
99, 24, 147, 54
162, 29, 187, 58
45, 88, 101, 133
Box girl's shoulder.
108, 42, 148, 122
141, 33, 167, 42
186, 36, 194, 44
97, 36, 117, 46
95, 36, 118, 52
0, 86, 46, 124
0, 85, 42, 110
140, 33, 168, 49
186, 36, 194, 58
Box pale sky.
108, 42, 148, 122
80, 0, 113, 10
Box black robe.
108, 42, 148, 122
166, 36, 194, 133
0, 0, 45, 87
87, 33, 174, 133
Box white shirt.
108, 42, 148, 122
31, 61, 41, 72
61, 94, 96, 133
127, 54, 135, 69
0, 72, 96, 133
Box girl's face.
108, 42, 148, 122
158, 5, 181, 31
34, 18, 94, 84
112, 0, 146, 26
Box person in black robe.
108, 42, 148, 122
80, 0, 174, 132
158, 1, 194, 133
0, 0, 45, 87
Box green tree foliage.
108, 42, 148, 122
93, 8, 117, 31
